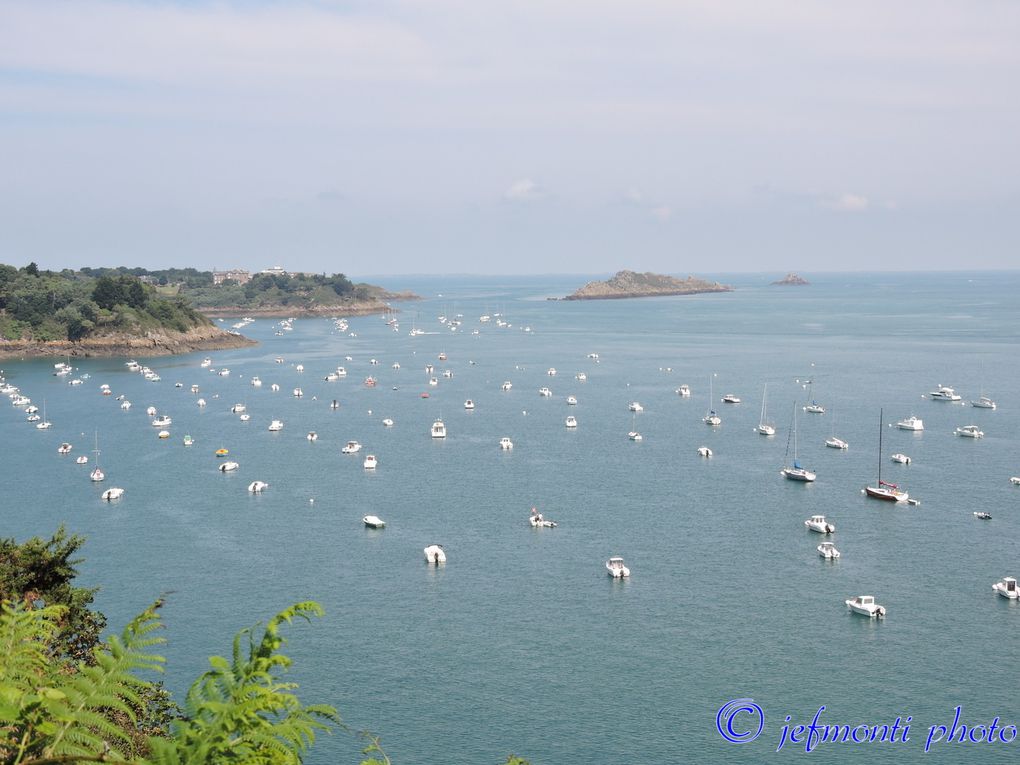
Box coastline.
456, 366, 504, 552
0, 325, 256, 360
197, 296, 418, 319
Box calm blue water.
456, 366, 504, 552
3, 271, 1020, 764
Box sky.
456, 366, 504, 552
1, 0, 1019, 276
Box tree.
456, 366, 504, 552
23, 262, 39, 277
0, 526, 106, 664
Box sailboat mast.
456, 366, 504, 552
877, 409, 883, 485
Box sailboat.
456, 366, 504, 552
781, 403, 816, 481
825, 406, 849, 449
864, 409, 908, 502
757, 383, 775, 436
628, 413, 642, 441
35, 399, 52, 429
703, 375, 721, 426
89, 432, 105, 482
803, 379, 825, 414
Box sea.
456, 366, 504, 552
2, 271, 1019, 764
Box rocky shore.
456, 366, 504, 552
0, 324, 256, 360
561, 270, 732, 300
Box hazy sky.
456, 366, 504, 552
2, 1, 1019, 275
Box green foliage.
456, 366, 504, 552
0, 600, 165, 765
0, 600, 339, 765
0, 266, 208, 342
148, 601, 339, 765
0, 526, 106, 665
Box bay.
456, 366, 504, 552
2, 270, 1019, 764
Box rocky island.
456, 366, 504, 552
561, 270, 732, 300
771, 272, 810, 286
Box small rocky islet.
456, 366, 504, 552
560, 270, 732, 300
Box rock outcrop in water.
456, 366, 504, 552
771, 273, 810, 286
562, 270, 732, 300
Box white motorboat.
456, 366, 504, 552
929, 385, 961, 401
566, 395, 578, 405
464, 399, 475, 410
268, 420, 284, 432
293, 388, 303, 398
120, 400, 131, 410
363, 515, 386, 529
219, 461, 239, 472
239, 414, 250, 422
565, 415, 578, 428
974, 511, 992, 520
501, 381, 513, 392
826, 436, 849, 450
576, 372, 588, 382
697, 446, 712, 457
201, 357, 212, 367
845, 595, 886, 618
1011, 477, 1020, 486
817, 541, 840, 560
146, 406, 158, 416
629, 401, 644, 412
101, 487, 124, 501
26, 414, 40, 423
722, 394, 741, 404
538, 387, 552, 397
248, 481, 269, 493
58, 442, 72, 454
271, 384, 280, 392
955, 425, 984, 438
992, 576, 1018, 599
363, 454, 378, 469
251, 376, 262, 387
151, 415, 172, 427
529, 508, 557, 528
891, 453, 911, 464
342, 440, 362, 454
157, 430, 170, 439
197, 398, 207, 407
547, 367, 557, 376
757, 384, 775, 435
424, 544, 446, 564
231, 403, 246, 413
499, 437, 514, 450
183, 434, 194, 446
76, 455, 88, 464
336, 367, 347, 377
804, 402, 825, 414
896, 415, 924, 431
431, 420, 447, 438
382, 418, 394, 427
804, 515, 835, 533
606, 556, 630, 578
307, 431, 318, 441
218, 369, 230, 377
676, 384, 691, 397
971, 396, 996, 410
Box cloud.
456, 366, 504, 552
823, 193, 870, 212
504, 178, 544, 201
